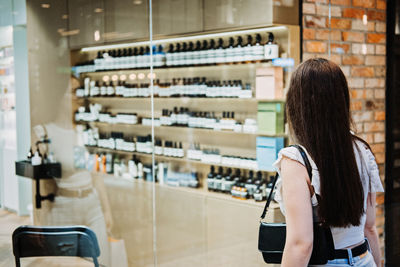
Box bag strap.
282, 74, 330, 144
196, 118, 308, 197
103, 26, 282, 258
260, 145, 313, 220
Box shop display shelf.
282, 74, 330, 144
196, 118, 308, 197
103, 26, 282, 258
84, 145, 268, 172
93, 171, 280, 209
76, 121, 288, 138
75, 96, 285, 103
77, 60, 274, 75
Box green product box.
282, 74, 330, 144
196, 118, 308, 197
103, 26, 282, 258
257, 102, 284, 135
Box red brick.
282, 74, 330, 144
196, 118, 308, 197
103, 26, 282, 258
364, 121, 385, 132
367, 33, 385, 43
376, 193, 384, 205
343, 8, 365, 19
358, 133, 375, 143
316, 5, 341, 17
331, 43, 350, 54
377, 0, 386, 10
303, 3, 316, 14
375, 66, 386, 77
351, 20, 375, 31
304, 15, 327, 28
351, 101, 363, 111
341, 66, 350, 76
350, 89, 362, 99
348, 78, 364, 88
365, 78, 385, 88
376, 45, 386, 55
353, 111, 373, 121
365, 89, 374, 99
330, 30, 342, 41
366, 55, 385, 66
331, 18, 351, 29
343, 55, 364, 65
315, 29, 330, 40
367, 10, 386, 21
353, 0, 375, 8
376, 22, 386, 33
342, 31, 365, 42
375, 152, 385, 164
330, 54, 342, 65
307, 0, 328, 3
371, 143, 385, 153
352, 43, 374, 55
374, 89, 385, 99
303, 28, 316, 40
306, 41, 327, 53
374, 132, 385, 143
351, 66, 374, 77
375, 111, 385, 121
331, 0, 350, 5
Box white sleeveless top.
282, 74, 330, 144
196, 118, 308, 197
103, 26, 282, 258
272, 139, 384, 249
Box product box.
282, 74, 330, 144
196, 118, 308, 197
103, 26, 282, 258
256, 137, 285, 171
257, 102, 284, 134
255, 67, 283, 100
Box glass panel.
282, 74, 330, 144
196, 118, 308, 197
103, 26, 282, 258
149, 1, 299, 266
0, 26, 16, 210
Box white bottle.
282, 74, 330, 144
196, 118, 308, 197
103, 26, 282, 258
31, 150, 42, 166
264, 32, 279, 60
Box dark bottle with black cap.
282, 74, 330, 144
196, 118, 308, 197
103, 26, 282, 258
208, 39, 216, 64
200, 40, 208, 64
216, 38, 225, 63
253, 34, 264, 61
245, 170, 256, 198
265, 32, 279, 59
214, 166, 224, 192
226, 37, 235, 62
207, 165, 216, 191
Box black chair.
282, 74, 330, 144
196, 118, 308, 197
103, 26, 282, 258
12, 225, 101, 267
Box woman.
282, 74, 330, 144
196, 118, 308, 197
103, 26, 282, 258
273, 58, 384, 267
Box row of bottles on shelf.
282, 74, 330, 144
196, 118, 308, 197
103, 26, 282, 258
75, 104, 258, 133
76, 77, 252, 98
85, 149, 273, 202
80, 127, 259, 170
74, 33, 280, 73
87, 153, 199, 188
207, 166, 274, 201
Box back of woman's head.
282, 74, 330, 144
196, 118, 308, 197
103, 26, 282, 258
287, 58, 364, 227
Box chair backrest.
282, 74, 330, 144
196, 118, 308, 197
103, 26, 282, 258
12, 225, 100, 267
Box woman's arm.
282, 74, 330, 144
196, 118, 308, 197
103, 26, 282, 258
281, 156, 314, 267
364, 193, 381, 267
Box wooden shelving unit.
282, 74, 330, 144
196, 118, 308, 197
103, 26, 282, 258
72, 25, 299, 203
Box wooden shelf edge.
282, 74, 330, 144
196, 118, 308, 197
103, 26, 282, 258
84, 145, 276, 172
75, 121, 288, 138
94, 171, 278, 208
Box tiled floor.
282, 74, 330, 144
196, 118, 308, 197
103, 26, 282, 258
0, 209, 94, 267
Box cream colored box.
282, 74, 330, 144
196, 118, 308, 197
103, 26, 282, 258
255, 67, 284, 100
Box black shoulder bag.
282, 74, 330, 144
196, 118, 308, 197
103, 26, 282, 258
258, 145, 335, 264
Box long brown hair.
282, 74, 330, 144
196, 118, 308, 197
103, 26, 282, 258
286, 58, 364, 227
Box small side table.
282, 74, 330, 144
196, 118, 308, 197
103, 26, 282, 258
15, 161, 62, 209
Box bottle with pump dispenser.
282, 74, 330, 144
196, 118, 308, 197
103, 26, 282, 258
264, 32, 279, 59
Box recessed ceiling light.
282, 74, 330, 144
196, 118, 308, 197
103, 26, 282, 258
41, 3, 50, 8
94, 8, 103, 13
62, 14, 68, 19
133, 0, 142, 5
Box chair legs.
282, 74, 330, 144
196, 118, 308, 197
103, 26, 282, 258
93, 257, 99, 267
15, 257, 20, 267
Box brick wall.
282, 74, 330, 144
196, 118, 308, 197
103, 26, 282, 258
301, 0, 386, 260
